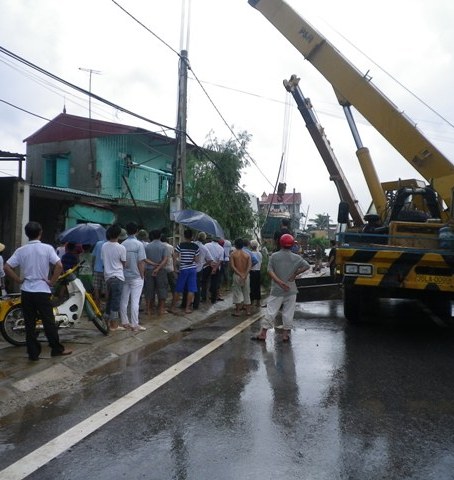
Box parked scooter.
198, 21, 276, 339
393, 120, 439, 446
0, 263, 108, 346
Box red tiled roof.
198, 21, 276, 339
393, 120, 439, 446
259, 192, 302, 204
24, 113, 164, 145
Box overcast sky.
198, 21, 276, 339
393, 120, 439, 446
1, 0, 453, 221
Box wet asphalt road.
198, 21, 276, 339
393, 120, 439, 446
1, 299, 454, 479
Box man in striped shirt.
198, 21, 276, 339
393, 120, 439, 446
169, 229, 199, 314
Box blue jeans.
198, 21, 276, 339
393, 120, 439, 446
105, 277, 124, 320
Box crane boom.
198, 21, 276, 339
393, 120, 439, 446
283, 74, 364, 227
249, 0, 454, 211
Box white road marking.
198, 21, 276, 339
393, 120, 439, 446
0, 316, 259, 480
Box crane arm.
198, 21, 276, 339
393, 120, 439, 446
249, 0, 454, 211
284, 75, 365, 227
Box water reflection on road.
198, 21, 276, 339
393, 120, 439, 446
2, 299, 454, 480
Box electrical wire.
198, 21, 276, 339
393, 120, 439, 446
110, 0, 181, 57
110, 0, 275, 189
0, 45, 176, 134
324, 21, 454, 130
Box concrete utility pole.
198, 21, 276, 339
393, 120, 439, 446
172, 50, 189, 245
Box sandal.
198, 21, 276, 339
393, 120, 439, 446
250, 335, 266, 341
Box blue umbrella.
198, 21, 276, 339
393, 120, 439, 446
58, 223, 107, 245
173, 210, 225, 239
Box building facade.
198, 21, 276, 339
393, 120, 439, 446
24, 113, 176, 244
259, 191, 302, 238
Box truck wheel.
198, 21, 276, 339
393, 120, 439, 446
343, 287, 361, 323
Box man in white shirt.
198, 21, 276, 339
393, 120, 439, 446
119, 222, 146, 331
4, 221, 72, 360
192, 232, 213, 309
204, 234, 225, 304
160, 234, 176, 294
219, 238, 232, 290
101, 224, 126, 331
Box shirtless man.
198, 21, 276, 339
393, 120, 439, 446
230, 238, 252, 316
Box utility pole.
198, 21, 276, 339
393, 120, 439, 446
170, 0, 191, 244
171, 50, 189, 245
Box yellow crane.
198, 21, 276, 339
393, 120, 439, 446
249, 0, 454, 324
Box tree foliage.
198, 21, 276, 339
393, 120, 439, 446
308, 213, 331, 230
309, 236, 329, 250
185, 130, 255, 239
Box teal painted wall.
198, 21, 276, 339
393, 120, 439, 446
66, 205, 115, 228
96, 134, 174, 202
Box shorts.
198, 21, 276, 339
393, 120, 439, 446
175, 267, 197, 293
92, 271, 105, 292
144, 269, 169, 301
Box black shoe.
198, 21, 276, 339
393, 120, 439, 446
29, 356, 40, 361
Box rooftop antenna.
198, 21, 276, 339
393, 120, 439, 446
79, 67, 102, 119
79, 67, 101, 179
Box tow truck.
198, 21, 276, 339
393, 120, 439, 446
249, 0, 454, 324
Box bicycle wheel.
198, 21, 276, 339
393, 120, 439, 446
0, 305, 27, 346
84, 299, 109, 335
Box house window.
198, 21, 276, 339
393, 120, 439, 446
44, 154, 69, 187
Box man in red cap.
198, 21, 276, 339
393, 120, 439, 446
252, 233, 309, 342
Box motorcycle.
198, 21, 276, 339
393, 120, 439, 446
0, 263, 108, 346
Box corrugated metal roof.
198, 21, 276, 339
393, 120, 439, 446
24, 113, 172, 145
0, 150, 26, 158
30, 184, 115, 201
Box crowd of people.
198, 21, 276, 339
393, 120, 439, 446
0, 217, 323, 360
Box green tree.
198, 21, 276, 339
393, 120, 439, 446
308, 236, 329, 250
185, 130, 255, 239
308, 213, 330, 230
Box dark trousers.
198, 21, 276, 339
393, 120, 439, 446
210, 269, 221, 303
105, 277, 124, 319
193, 270, 203, 309
219, 261, 230, 287
167, 271, 176, 294
200, 266, 212, 302
21, 290, 64, 359
249, 270, 261, 301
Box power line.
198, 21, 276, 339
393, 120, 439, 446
109, 0, 275, 189
0, 56, 125, 122
323, 20, 454, 131
0, 48, 235, 181
0, 45, 176, 134
188, 68, 274, 188
111, 0, 181, 57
